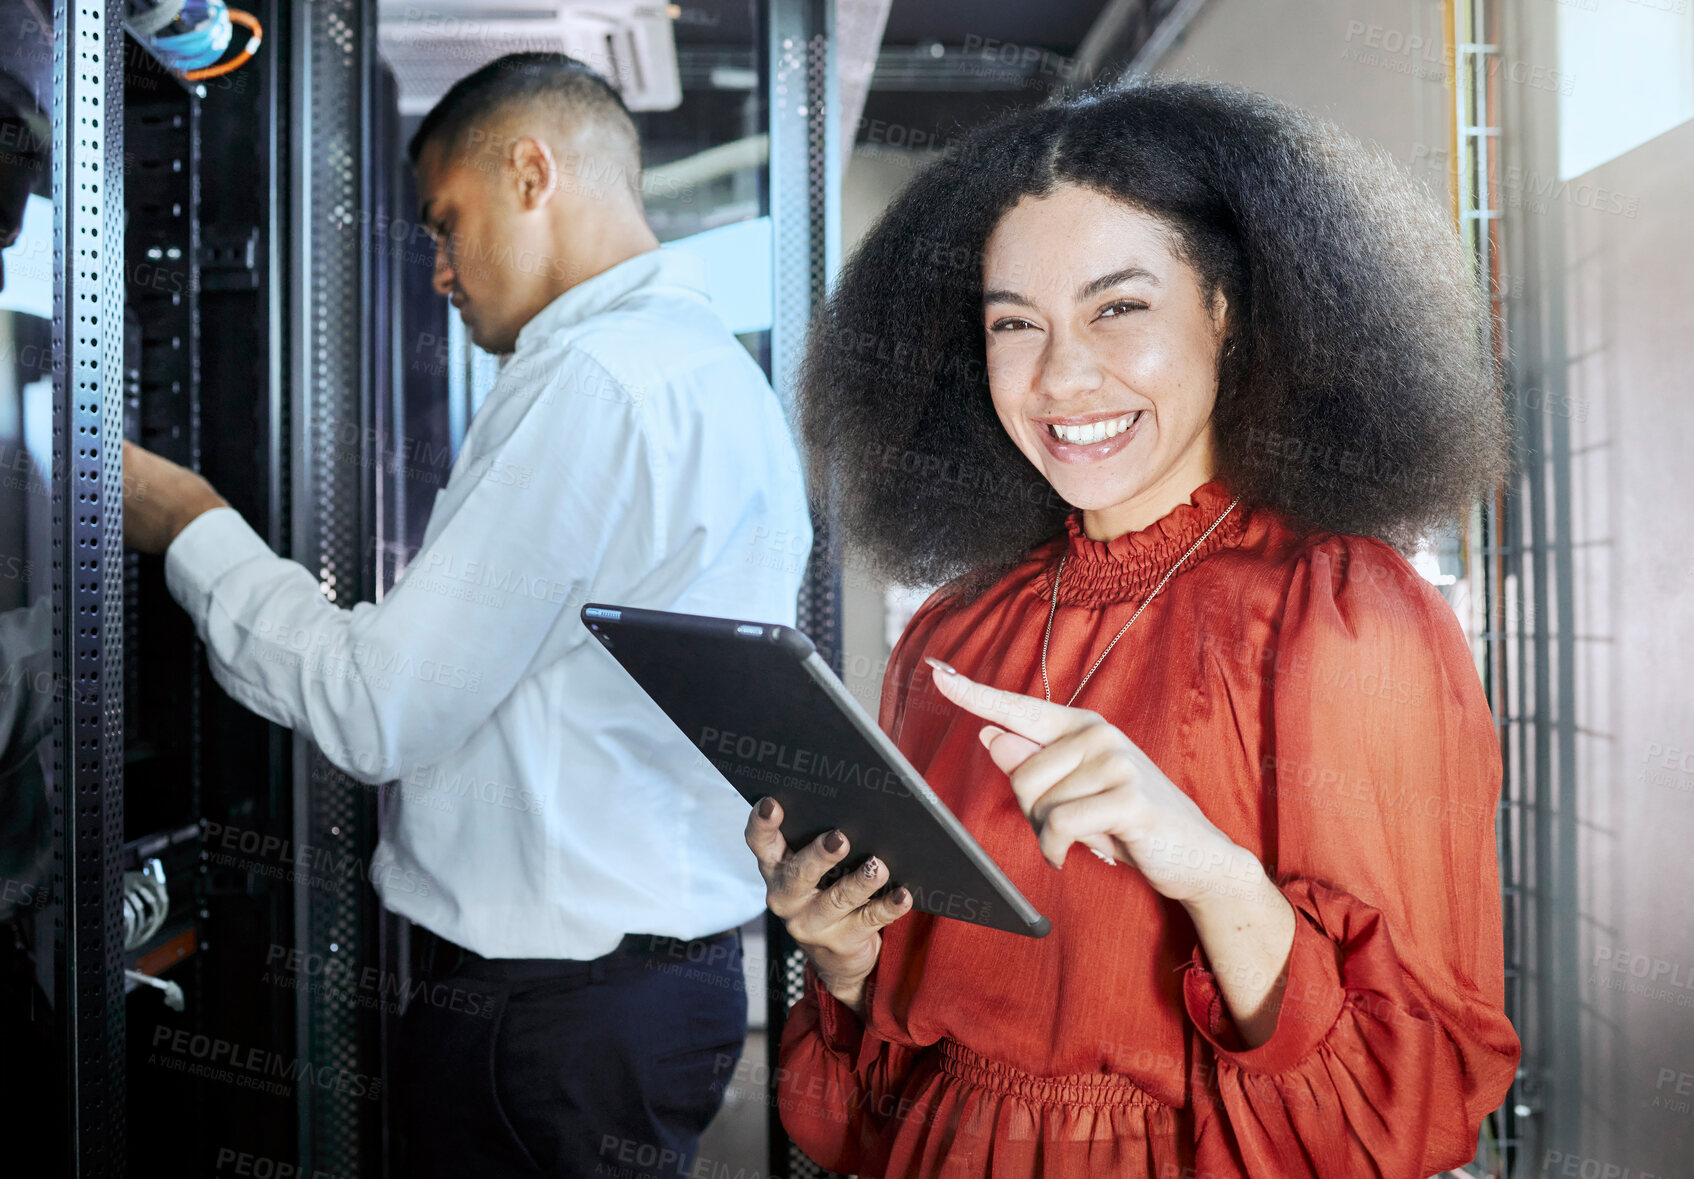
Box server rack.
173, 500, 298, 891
120, 31, 210, 1176
1, 1, 302, 1173
7, 1, 842, 1173
133, 0, 301, 1171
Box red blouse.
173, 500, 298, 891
776, 479, 1520, 1178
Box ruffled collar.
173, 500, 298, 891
1032, 479, 1249, 607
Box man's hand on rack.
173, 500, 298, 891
122, 440, 229, 555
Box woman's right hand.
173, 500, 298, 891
745, 797, 913, 1017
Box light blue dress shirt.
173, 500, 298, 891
165, 247, 812, 958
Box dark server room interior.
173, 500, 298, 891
1, 1, 1691, 1177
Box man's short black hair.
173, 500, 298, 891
407, 51, 639, 175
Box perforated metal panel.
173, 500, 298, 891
290, 0, 380, 1174
769, 0, 840, 669
767, 0, 838, 419
782, 1, 843, 678
51, 0, 128, 1171
765, 4, 846, 1177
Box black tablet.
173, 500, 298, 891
581, 603, 1050, 938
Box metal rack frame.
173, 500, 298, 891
50, 0, 128, 1171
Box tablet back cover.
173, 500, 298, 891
582, 605, 1047, 937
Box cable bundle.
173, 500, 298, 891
121, 858, 170, 950
126, 0, 262, 82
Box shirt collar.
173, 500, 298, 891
512, 247, 711, 355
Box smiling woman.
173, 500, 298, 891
980, 186, 1233, 544
754, 80, 1520, 1179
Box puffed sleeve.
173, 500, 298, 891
776, 965, 927, 1175
1185, 535, 1521, 1178
774, 587, 957, 1174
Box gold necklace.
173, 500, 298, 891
1040, 494, 1242, 706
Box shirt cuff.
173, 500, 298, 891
803, 960, 867, 1063
1182, 903, 1346, 1075
163, 507, 275, 623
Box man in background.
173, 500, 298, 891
123, 53, 810, 1177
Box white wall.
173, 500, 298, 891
1159, 0, 1454, 212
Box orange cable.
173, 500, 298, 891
182, 9, 261, 81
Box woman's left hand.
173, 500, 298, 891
926, 657, 1262, 908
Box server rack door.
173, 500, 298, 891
288, 0, 385, 1173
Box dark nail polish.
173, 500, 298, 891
756, 797, 775, 819
892, 887, 910, 905
823, 829, 844, 853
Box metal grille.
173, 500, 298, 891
51, 0, 128, 1170
1451, 0, 1523, 1173
292, 0, 379, 1173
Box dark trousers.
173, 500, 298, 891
394, 927, 747, 1179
